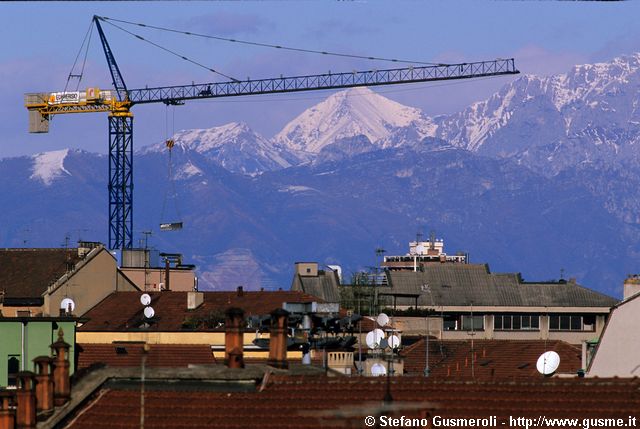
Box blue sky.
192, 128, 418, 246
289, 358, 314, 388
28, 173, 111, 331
1, 1, 640, 158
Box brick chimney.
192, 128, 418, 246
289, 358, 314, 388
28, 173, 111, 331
15, 372, 36, 429
32, 357, 54, 415
0, 390, 15, 429
268, 308, 289, 369
50, 329, 70, 407
224, 307, 245, 369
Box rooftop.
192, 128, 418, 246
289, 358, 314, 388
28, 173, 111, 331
76, 343, 217, 369
400, 338, 582, 378
386, 265, 618, 308
79, 290, 324, 332
58, 371, 640, 429
0, 248, 83, 299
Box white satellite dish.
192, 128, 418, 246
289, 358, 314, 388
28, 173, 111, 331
536, 351, 561, 375
371, 363, 387, 377
365, 328, 386, 349
140, 293, 151, 306
388, 334, 401, 349
143, 306, 155, 319
377, 313, 389, 327
60, 298, 76, 312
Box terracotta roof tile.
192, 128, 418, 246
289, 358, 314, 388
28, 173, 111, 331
79, 290, 323, 332
64, 376, 640, 428
77, 343, 216, 369
0, 248, 82, 298
400, 338, 582, 378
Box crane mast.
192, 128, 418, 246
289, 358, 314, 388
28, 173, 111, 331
24, 15, 520, 251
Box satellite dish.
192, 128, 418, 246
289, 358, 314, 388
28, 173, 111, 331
143, 306, 155, 319
371, 363, 387, 377
388, 334, 401, 349
536, 351, 560, 375
365, 329, 385, 349
140, 293, 151, 306
60, 298, 75, 312
416, 244, 425, 254
377, 313, 389, 327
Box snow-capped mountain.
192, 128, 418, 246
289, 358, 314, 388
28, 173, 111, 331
429, 53, 640, 173
273, 87, 432, 154
30, 149, 72, 186
9, 53, 640, 295
140, 122, 300, 176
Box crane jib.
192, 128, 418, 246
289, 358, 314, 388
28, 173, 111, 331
126, 59, 519, 105
24, 22, 518, 251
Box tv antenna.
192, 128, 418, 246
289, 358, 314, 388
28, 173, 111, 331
140, 293, 151, 306
371, 363, 386, 377
60, 297, 76, 315
536, 351, 560, 376
365, 328, 385, 350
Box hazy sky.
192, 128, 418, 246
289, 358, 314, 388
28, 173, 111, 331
2, 1, 640, 158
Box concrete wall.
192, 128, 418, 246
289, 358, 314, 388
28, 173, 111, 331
0, 320, 75, 387
120, 267, 195, 292
44, 249, 138, 317
295, 262, 318, 277
392, 317, 442, 336
76, 330, 302, 360
0, 305, 46, 318
385, 314, 606, 345
588, 297, 640, 377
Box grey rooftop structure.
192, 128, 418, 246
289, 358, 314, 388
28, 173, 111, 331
386, 264, 617, 309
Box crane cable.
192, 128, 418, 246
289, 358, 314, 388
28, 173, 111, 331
98, 17, 239, 82
64, 21, 94, 93
98, 16, 446, 67
160, 105, 183, 227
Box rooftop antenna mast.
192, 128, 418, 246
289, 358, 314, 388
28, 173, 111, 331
141, 230, 152, 290
469, 301, 476, 378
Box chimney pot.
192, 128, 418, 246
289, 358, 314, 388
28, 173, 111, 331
187, 291, 204, 310
15, 372, 36, 429
50, 329, 70, 407
224, 307, 245, 369
268, 308, 289, 369
32, 357, 54, 415
236, 286, 243, 297
0, 390, 15, 429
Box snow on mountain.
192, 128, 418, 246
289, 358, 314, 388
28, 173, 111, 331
176, 161, 204, 179
30, 149, 71, 186
429, 53, 640, 168
140, 122, 299, 176
274, 87, 431, 154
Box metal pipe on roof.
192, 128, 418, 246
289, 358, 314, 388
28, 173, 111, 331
21, 322, 25, 371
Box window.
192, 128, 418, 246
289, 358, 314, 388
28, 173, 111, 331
494, 314, 540, 331
549, 314, 595, 331
443, 314, 484, 331
7, 356, 19, 386
462, 315, 484, 331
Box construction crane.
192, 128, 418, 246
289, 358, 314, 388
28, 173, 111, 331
24, 15, 520, 251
